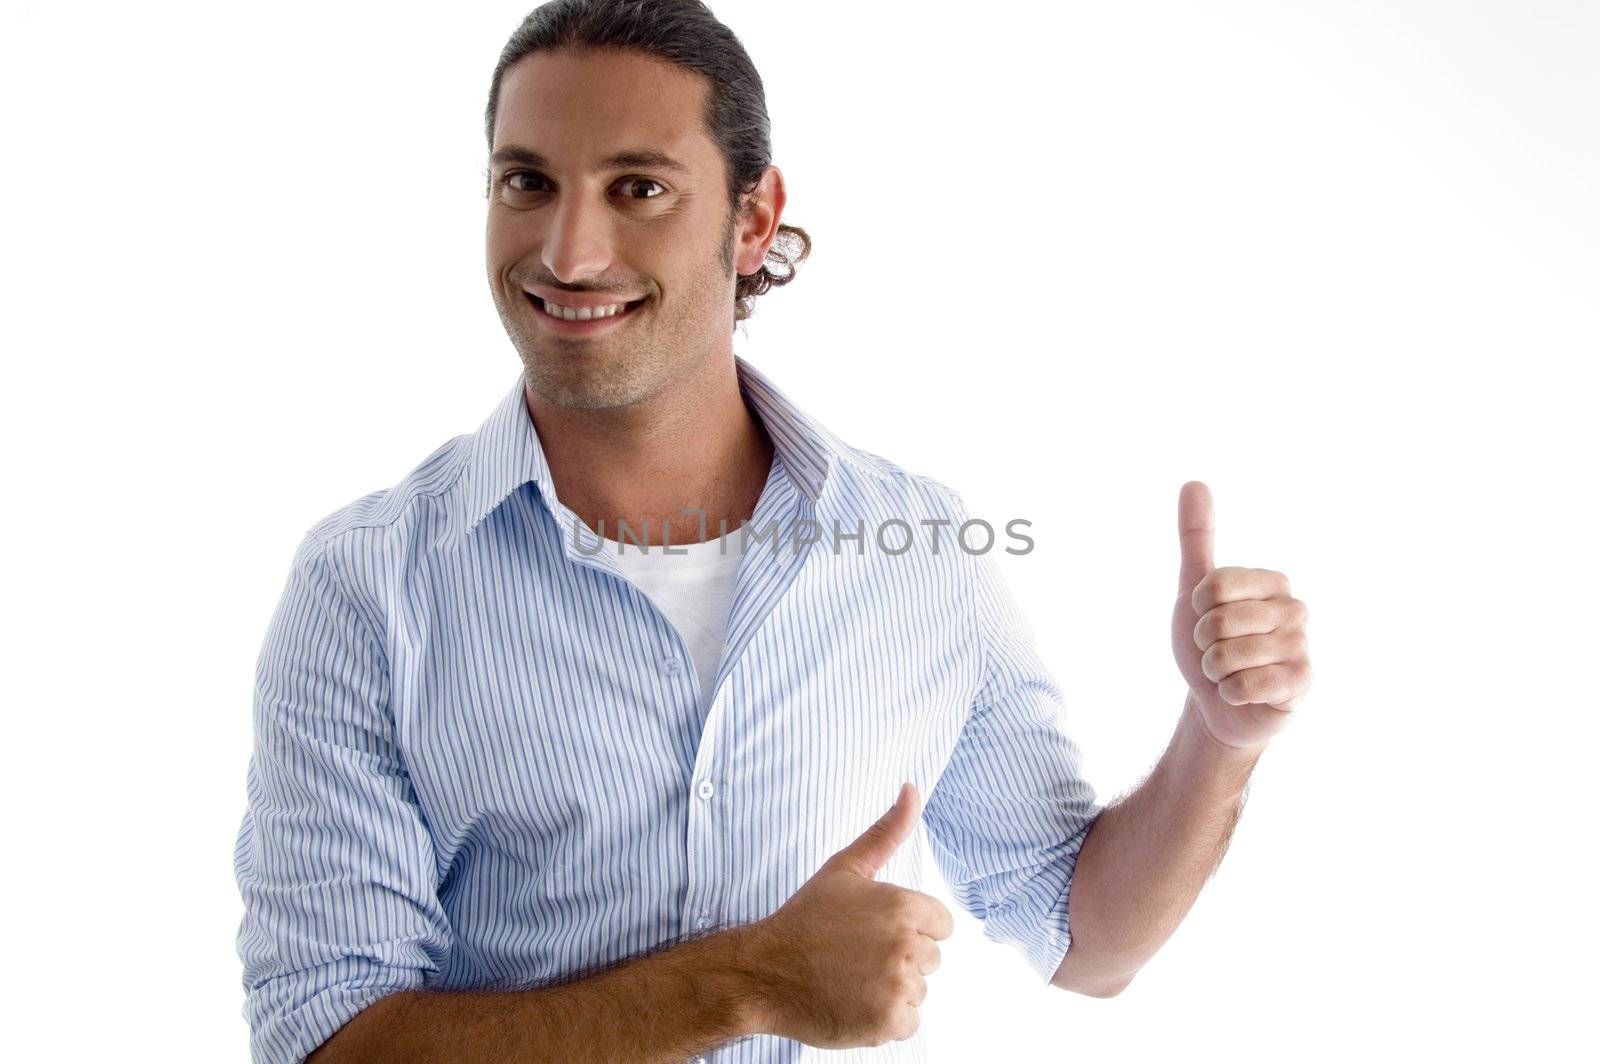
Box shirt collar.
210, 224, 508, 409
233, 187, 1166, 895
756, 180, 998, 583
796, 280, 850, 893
452, 354, 844, 549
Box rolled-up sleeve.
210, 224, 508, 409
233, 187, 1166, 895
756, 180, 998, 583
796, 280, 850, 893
234, 532, 453, 1064
922, 505, 1105, 984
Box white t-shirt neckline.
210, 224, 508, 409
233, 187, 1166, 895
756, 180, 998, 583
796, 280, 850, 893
608, 528, 750, 716
611, 526, 749, 571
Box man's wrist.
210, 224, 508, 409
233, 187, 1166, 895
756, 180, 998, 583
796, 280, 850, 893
1176, 693, 1266, 796
707, 921, 778, 1040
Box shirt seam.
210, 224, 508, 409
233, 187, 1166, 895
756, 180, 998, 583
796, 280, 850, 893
306, 529, 393, 674
308, 432, 478, 543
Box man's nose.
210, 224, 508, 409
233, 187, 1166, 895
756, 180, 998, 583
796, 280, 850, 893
540, 191, 618, 283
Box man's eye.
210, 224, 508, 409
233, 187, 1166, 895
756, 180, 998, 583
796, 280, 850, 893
500, 172, 666, 200
499, 171, 543, 194
617, 177, 666, 199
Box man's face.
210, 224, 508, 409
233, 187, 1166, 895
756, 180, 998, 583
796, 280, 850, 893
486, 48, 750, 411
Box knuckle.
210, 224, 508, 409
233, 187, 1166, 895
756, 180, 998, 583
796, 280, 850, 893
865, 1002, 915, 1047
1202, 643, 1229, 681
1223, 602, 1258, 638
1240, 668, 1273, 700
885, 1006, 919, 1043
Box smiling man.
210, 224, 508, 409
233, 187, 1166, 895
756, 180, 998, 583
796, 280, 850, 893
233, 2, 1313, 1063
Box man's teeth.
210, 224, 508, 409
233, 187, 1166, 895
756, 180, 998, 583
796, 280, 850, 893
541, 299, 629, 321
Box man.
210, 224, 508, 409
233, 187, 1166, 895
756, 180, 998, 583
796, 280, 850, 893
233, 2, 1314, 1062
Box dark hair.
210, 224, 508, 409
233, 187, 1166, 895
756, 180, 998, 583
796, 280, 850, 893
485, 0, 811, 323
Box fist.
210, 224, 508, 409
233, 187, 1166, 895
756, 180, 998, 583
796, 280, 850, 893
741, 783, 954, 1049
1169, 481, 1312, 750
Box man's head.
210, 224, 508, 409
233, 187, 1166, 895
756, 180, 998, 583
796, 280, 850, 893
483, 0, 810, 410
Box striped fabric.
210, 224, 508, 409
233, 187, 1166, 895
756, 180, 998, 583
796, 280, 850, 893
233, 355, 1104, 1064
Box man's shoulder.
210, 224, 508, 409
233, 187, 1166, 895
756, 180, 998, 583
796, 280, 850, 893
302, 429, 476, 555
828, 439, 969, 518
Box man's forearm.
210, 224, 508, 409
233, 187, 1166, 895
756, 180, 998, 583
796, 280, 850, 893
1052, 692, 1264, 996
307, 924, 767, 1063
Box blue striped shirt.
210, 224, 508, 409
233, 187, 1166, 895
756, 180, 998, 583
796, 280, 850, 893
233, 355, 1104, 1063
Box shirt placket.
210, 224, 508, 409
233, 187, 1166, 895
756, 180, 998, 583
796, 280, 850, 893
682, 454, 821, 947
542, 460, 823, 957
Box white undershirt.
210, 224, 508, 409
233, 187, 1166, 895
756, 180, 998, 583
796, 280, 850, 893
609, 528, 748, 714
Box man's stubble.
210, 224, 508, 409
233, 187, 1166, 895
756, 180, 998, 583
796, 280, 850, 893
495, 204, 740, 413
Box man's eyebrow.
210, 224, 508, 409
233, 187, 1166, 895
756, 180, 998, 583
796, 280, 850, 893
488, 146, 692, 176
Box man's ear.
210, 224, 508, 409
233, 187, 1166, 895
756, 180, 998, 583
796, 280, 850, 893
733, 165, 786, 276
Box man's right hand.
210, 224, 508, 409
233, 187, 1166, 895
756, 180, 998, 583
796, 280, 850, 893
736, 782, 955, 1048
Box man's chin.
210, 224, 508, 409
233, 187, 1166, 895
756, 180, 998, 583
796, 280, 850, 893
521, 356, 653, 413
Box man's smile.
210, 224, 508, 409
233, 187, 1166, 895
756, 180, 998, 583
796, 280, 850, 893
523, 287, 649, 334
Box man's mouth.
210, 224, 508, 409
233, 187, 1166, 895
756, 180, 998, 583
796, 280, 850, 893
525, 291, 648, 323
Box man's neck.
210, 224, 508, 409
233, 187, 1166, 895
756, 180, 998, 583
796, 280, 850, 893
523, 356, 775, 547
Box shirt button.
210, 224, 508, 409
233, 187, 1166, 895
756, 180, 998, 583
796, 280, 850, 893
696, 779, 715, 800
660, 657, 683, 676
697, 915, 710, 929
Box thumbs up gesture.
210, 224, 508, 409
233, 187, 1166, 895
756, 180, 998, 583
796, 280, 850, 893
739, 783, 955, 1049
1170, 481, 1313, 751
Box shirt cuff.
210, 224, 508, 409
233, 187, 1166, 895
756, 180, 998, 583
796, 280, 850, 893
248, 971, 422, 1064
978, 811, 1101, 984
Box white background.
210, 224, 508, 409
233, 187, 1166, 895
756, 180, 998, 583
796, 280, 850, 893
3, 1, 1595, 1060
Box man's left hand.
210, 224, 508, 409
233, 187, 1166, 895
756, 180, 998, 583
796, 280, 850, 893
1169, 481, 1312, 751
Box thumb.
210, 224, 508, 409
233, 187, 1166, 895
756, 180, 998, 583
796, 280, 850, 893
825, 782, 920, 879
1177, 480, 1215, 598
